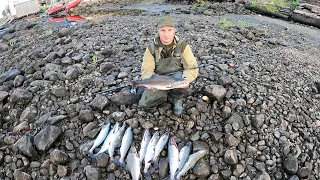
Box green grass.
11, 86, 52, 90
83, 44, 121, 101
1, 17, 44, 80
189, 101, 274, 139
45, 29, 53, 36
192, 0, 211, 10
219, 15, 236, 30
248, 0, 291, 12
40, 7, 49, 13
7, 40, 16, 47
238, 20, 255, 28
92, 55, 98, 64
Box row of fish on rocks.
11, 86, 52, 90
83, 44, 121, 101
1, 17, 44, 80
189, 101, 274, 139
87, 122, 208, 180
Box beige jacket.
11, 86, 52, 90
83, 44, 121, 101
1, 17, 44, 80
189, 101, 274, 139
141, 36, 199, 82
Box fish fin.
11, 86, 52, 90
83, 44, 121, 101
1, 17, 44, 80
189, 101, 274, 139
114, 159, 125, 167
118, 162, 126, 168
149, 74, 159, 79
174, 171, 181, 180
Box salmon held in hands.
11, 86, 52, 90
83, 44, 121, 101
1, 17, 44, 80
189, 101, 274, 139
131, 74, 189, 92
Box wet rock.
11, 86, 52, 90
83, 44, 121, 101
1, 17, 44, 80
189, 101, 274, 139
57, 165, 68, 177
0, 151, 3, 164
159, 157, 169, 179
58, 28, 70, 37
49, 115, 67, 125
212, 47, 228, 55
90, 94, 109, 111
13, 75, 24, 87
190, 131, 200, 141
107, 173, 116, 180
100, 63, 114, 73
0, 91, 9, 101
204, 85, 227, 101
101, 48, 113, 57
12, 121, 29, 134
110, 89, 141, 105
79, 141, 92, 156
13, 169, 31, 180
253, 171, 271, 180
107, 162, 117, 172
14, 135, 38, 157
225, 133, 240, 147
83, 122, 98, 138
283, 156, 298, 175
84, 165, 100, 180
254, 160, 266, 171
96, 153, 109, 167
297, 167, 310, 178
29, 80, 53, 87
124, 45, 135, 51
4, 135, 17, 144
0, 43, 9, 52
246, 145, 258, 154
208, 174, 223, 180
210, 131, 224, 141
233, 164, 244, 177
224, 149, 238, 165
117, 72, 128, 78
224, 113, 244, 128
50, 149, 69, 165
65, 104, 77, 117
70, 160, 80, 172
51, 86, 68, 97
11, 89, 33, 105
65, 68, 79, 80
110, 111, 126, 122
193, 158, 210, 178
193, 141, 209, 153
61, 57, 72, 65
220, 169, 232, 179
218, 76, 233, 86
79, 109, 94, 122
49, 163, 57, 176
20, 106, 37, 122
267, 38, 277, 45
34, 126, 62, 151
252, 114, 265, 129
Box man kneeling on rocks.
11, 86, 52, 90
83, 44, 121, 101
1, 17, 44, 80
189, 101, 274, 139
139, 16, 199, 116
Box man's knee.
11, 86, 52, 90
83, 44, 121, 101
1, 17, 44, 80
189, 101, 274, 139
138, 89, 168, 108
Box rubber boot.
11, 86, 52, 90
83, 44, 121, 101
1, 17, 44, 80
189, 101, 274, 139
172, 94, 183, 116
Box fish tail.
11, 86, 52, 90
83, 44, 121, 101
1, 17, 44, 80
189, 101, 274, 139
114, 159, 126, 167
113, 159, 120, 166
109, 156, 113, 162
88, 152, 96, 159
130, 81, 137, 94
118, 162, 126, 168
144, 172, 152, 180
148, 159, 155, 165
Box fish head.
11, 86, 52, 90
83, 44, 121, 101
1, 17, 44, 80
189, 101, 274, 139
186, 142, 192, 148
169, 137, 177, 147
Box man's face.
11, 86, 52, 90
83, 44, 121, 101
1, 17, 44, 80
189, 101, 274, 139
158, 26, 176, 45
